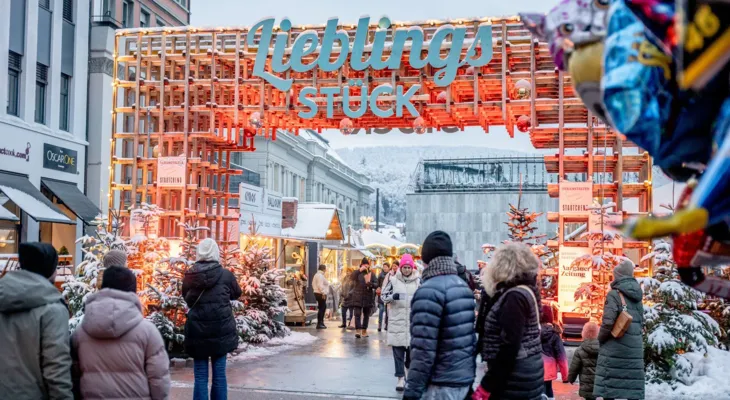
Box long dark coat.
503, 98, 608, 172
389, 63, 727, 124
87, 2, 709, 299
182, 261, 242, 359
347, 269, 377, 308
568, 338, 599, 399
593, 277, 645, 400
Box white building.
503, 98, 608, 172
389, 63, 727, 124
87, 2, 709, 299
232, 130, 374, 231
0, 0, 98, 262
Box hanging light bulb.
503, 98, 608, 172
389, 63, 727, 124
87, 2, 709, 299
339, 118, 354, 135
513, 79, 531, 100
249, 112, 263, 129
516, 115, 531, 133
413, 117, 427, 134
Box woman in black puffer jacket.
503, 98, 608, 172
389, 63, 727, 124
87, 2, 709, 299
182, 238, 242, 400
474, 243, 544, 400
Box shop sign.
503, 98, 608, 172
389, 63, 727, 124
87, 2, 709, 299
129, 208, 159, 239
559, 182, 593, 216
558, 246, 592, 312
0, 142, 31, 163
43, 144, 77, 174
157, 156, 186, 188
239, 183, 282, 236
588, 212, 623, 249
250, 16, 494, 118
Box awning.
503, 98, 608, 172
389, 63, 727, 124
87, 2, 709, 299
41, 179, 101, 225
0, 205, 18, 221
0, 173, 72, 224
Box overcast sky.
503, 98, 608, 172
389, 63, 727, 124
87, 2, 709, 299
191, 0, 552, 150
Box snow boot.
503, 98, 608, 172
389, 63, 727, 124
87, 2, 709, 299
396, 377, 405, 391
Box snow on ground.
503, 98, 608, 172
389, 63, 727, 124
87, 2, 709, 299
230, 331, 318, 362
647, 347, 730, 399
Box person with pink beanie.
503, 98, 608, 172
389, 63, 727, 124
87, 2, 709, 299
381, 254, 420, 391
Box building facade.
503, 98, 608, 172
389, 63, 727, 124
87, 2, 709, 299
232, 130, 374, 232
86, 0, 190, 215
0, 0, 95, 262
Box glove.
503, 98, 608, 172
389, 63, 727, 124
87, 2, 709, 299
472, 386, 490, 400
392, 293, 400, 300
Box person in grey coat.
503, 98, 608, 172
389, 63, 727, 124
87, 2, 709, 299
593, 260, 645, 400
0, 243, 73, 400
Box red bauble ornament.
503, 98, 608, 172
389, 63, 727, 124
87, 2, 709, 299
413, 117, 427, 134
516, 115, 531, 133
436, 91, 448, 103
339, 118, 354, 135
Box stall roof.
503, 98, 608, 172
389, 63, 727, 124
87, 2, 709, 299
356, 229, 404, 248
281, 203, 344, 241
0, 173, 72, 224
41, 179, 101, 225
0, 204, 18, 221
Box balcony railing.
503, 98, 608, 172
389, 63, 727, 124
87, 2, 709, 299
91, 13, 122, 29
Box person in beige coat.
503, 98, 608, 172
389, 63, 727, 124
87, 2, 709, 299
72, 266, 170, 399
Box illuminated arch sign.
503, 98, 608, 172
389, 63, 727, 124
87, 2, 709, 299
250, 16, 494, 118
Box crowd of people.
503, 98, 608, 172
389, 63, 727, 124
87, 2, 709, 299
0, 230, 648, 400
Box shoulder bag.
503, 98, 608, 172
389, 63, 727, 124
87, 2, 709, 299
610, 291, 633, 338
515, 285, 541, 331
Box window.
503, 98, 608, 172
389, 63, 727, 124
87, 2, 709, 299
140, 9, 149, 27
60, 74, 70, 131
122, 0, 132, 28
173, 0, 187, 8
62, 0, 73, 22
156, 18, 165, 27
39, 0, 50, 9
7, 52, 21, 116
35, 64, 48, 124
101, 0, 115, 16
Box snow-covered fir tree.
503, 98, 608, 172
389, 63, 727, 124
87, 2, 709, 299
63, 212, 127, 332
641, 239, 722, 385
231, 242, 289, 344
143, 222, 206, 345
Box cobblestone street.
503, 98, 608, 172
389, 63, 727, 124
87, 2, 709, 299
171, 323, 582, 399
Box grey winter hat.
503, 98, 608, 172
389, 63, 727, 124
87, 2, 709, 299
613, 259, 635, 281
103, 250, 128, 269
196, 238, 220, 262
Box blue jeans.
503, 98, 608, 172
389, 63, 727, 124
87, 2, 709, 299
378, 303, 386, 329
193, 355, 227, 400
392, 346, 411, 377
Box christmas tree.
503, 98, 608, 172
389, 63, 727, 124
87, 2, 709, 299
143, 222, 206, 346
641, 239, 722, 385
63, 212, 127, 332
231, 242, 289, 344
504, 203, 544, 244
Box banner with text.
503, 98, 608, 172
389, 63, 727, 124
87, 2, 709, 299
558, 246, 592, 312
559, 182, 593, 216
239, 183, 282, 237
588, 212, 623, 248
129, 209, 159, 239
157, 156, 186, 188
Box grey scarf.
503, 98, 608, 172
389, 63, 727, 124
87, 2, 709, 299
421, 256, 458, 281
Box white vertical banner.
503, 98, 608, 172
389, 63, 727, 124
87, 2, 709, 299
157, 156, 186, 188
558, 246, 592, 312
129, 209, 159, 239
559, 182, 593, 216
588, 212, 623, 248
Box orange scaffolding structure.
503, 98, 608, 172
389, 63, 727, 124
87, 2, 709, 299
110, 17, 651, 248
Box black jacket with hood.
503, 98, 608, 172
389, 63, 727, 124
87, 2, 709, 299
182, 261, 242, 359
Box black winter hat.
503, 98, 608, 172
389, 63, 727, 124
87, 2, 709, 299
101, 266, 137, 293
19, 242, 58, 279
421, 231, 453, 264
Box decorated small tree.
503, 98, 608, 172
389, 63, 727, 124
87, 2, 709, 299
504, 203, 544, 244
641, 239, 722, 385
63, 212, 127, 332
143, 222, 207, 347
230, 237, 289, 344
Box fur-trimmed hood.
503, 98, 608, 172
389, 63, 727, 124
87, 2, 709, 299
481, 242, 540, 296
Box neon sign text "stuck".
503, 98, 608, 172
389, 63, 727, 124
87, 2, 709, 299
248, 16, 494, 118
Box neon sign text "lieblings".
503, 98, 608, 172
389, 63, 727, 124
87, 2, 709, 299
248, 16, 494, 118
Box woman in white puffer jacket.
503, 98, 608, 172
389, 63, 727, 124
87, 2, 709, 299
381, 254, 421, 392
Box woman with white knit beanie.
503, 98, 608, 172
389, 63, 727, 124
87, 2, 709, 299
183, 238, 242, 400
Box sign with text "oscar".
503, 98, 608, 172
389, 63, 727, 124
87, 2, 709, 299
239, 183, 282, 237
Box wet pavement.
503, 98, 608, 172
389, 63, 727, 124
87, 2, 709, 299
171, 318, 582, 399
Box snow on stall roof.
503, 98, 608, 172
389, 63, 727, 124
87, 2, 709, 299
0, 185, 71, 224
0, 204, 18, 221
281, 203, 340, 240
357, 229, 404, 248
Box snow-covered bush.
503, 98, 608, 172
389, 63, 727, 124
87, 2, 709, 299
642, 239, 722, 385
